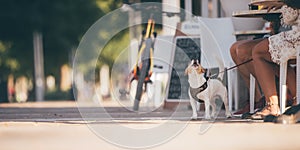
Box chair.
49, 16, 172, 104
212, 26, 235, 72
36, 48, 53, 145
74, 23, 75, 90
197, 17, 238, 111
249, 50, 298, 115
220, 0, 266, 113
251, 46, 299, 114
297, 46, 300, 105
245, 48, 300, 115
249, 74, 256, 113
279, 46, 300, 113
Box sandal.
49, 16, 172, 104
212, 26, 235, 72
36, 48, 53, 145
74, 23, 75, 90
250, 102, 280, 120
265, 103, 300, 123
286, 97, 297, 107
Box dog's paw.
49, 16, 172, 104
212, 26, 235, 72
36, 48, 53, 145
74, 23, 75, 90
191, 115, 198, 120
191, 117, 198, 120
204, 115, 211, 120
212, 112, 217, 118
226, 112, 233, 118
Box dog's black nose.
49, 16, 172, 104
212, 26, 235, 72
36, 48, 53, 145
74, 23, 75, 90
192, 59, 198, 66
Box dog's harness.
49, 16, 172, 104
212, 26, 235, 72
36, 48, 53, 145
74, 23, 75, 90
188, 58, 253, 103
189, 72, 210, 103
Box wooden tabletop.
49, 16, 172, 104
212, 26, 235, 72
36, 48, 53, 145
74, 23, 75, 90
234, 30, 271, 36
250, 0, 283, 5
232, 9, 281, 18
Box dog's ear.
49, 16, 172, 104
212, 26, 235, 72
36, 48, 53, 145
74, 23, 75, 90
197, 65, 206, 74
201, 66, 206, 73
189, 60, 194, 67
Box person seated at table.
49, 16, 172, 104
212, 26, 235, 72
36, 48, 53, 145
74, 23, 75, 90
230, 39, 265, 114
230, 16, 282, 114
251, 0, 300, 117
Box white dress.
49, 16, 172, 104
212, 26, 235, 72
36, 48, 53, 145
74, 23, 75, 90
269, 5, 300, 64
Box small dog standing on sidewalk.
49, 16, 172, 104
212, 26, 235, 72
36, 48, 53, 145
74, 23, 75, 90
185, 60, 232, 119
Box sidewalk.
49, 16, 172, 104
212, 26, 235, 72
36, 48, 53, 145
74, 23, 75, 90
1, 101, 300, 150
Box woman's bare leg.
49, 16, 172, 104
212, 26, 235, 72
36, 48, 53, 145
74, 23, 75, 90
236, 39, 264, 102
230, 40, 249, 65
252, 39, 280, 116
262, 60, 296, 104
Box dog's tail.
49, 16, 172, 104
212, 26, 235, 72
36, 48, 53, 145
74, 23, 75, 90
215, 56, 225, 81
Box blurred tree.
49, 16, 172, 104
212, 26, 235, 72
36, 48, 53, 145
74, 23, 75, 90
0, 0, 105, 76
0, 0, 126, 101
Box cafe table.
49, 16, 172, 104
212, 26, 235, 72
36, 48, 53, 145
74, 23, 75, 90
232, 9, 281, 18
233, 29, 271, 40
250, 0, 283, 6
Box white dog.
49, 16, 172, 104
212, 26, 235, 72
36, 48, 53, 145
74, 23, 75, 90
185, 60, 232, 119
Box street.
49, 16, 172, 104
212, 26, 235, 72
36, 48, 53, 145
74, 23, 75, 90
1, 101, 300, 150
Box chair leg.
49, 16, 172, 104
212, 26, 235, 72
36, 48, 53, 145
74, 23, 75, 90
249, 74, 255, 113
228, 71, 233, 111
227, 70, 237, 111
297, 46, 300, 104
233, 70, 239, 111
280, 62, 288, 114
228, 70, 239, 111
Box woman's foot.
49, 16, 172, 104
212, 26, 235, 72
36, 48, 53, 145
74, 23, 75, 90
286, 97, 297, 107
251, 102, 280, 120
256, 103, 280, 116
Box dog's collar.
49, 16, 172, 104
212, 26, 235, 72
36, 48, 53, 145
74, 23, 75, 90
189, 78, 209, 102
204, 69, 210, 80
190, 80, 208, 93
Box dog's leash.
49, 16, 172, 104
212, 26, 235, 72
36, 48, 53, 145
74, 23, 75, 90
209, 58, 253, 78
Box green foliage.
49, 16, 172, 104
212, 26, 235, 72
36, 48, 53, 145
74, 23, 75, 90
0, 0, 131, 100
0, 0, 109, 80
96, 0, 123, 13
0, 41, 19, 78
98, 27, 130, 68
